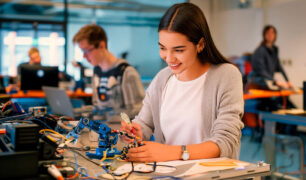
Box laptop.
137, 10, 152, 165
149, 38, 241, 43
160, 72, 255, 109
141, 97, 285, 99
43, 86, 82, 119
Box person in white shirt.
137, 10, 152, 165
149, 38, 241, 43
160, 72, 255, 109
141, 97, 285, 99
120, 2, 244, 162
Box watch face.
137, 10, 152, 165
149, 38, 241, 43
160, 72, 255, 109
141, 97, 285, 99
182, 152, 189, 160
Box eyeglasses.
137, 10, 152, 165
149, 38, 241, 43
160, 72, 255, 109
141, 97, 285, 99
81, 47, 96, 54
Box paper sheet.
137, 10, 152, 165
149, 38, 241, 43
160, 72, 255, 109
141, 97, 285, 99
178, 159, 249, 177
113, 157, 249, 175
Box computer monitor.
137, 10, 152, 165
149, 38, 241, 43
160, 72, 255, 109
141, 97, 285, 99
20, 65, 59, 90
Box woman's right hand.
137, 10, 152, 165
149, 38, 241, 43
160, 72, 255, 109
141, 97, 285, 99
120, 121, 143, 144
276, 81, 288, 89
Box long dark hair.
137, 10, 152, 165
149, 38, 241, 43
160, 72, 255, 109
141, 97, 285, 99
260, 25, 277, 46
158, 3, 230, 65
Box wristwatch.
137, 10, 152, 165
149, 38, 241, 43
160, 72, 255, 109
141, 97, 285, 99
181, 145, 189, 160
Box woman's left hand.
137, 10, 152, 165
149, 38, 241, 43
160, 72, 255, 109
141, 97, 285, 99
126, 141, 177, 162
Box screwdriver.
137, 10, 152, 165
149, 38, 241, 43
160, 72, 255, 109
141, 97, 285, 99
120, 112, 136, 135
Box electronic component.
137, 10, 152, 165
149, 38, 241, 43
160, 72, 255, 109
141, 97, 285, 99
0, 123, 39, 178
4, 122, 39, 151
29, 106, 48, 117
66, 117, 122, 159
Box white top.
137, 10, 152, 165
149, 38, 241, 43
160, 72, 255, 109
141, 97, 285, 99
160, 72, 207, 145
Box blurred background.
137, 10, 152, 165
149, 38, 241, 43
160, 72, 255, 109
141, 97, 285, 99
0, 0, 305, 104
1, 0, 306, 179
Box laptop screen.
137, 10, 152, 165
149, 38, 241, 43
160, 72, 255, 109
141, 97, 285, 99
20, 65, 59, 90
42, 86, 74, 118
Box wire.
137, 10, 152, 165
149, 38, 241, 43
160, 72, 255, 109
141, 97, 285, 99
1, 101, 12, 112
100, 150, 108, 162
67, 171, 79, 179
39, 129, 67, 141
131, 162, 157, 173
45, 114, 58, 121
28, 118, 53, 129
69, 162, 88, 177
73, 151, 79, 174
65, 148, 117, 180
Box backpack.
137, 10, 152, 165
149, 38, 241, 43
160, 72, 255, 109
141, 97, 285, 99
94, 62, 130, 102
94, 62, 130, 82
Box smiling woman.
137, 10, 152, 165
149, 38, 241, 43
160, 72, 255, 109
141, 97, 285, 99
158, 30, 207, 81
120, 2, 244, 162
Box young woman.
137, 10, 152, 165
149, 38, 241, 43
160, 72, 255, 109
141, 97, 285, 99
250, 25, 293, 89
121, 3, 244, 162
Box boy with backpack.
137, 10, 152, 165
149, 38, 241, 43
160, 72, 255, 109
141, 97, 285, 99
73, 24, 145, 123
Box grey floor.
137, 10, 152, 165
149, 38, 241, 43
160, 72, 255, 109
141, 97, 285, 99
240, 128, 305, 179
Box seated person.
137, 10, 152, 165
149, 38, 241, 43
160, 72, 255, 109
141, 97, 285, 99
17, 47, 42, 88
248, 25, 296, 135
18, 47, 42, 74
248, 25, 293, 90
73, 24, 145, 123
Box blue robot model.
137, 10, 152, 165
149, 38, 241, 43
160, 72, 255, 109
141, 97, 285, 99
66, 117, 121, 159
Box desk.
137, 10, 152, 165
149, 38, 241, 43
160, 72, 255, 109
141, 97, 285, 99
1, 90, 92, 98
260, 111, 306, 179
64, 151, 270, 180
243, 89, 302, 100
243, 89, 302, 127
260, 111, 306, 135
1, 89, 300, 100
66, 123, 270, 180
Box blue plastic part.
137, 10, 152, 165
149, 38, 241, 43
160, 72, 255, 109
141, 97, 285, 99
66, 117, 122, 160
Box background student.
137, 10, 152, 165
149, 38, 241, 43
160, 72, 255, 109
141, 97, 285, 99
248, 25, 293, 90
248, 25, 296, 135
73, 24, 145, 123
18, 47, 42, 76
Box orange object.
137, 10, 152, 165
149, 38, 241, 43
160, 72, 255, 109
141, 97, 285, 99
200, 160, 238, 167
243, 113, 258, 128
244, 89, 302, 100
4, 90, 92, 98
100, 94, 105, 100
0, 129, 6, 134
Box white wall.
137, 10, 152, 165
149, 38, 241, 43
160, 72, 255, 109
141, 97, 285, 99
191, 0, 264, 58
212, 8, 264, 57
190, 0, 212, 25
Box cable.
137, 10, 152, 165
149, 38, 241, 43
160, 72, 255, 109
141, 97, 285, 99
100, 150, 108, 162
132, 162, 155, 173
39, 129, 67, 141
67, 171, 79, 179
73, 151, 79, 175
28, 118, 53, 129
64, 148, 117, 180
1, 101, 12, 112
69, 162, 88, 177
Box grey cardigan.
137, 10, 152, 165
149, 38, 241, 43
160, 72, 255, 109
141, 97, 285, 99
133, 63, 244, 159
